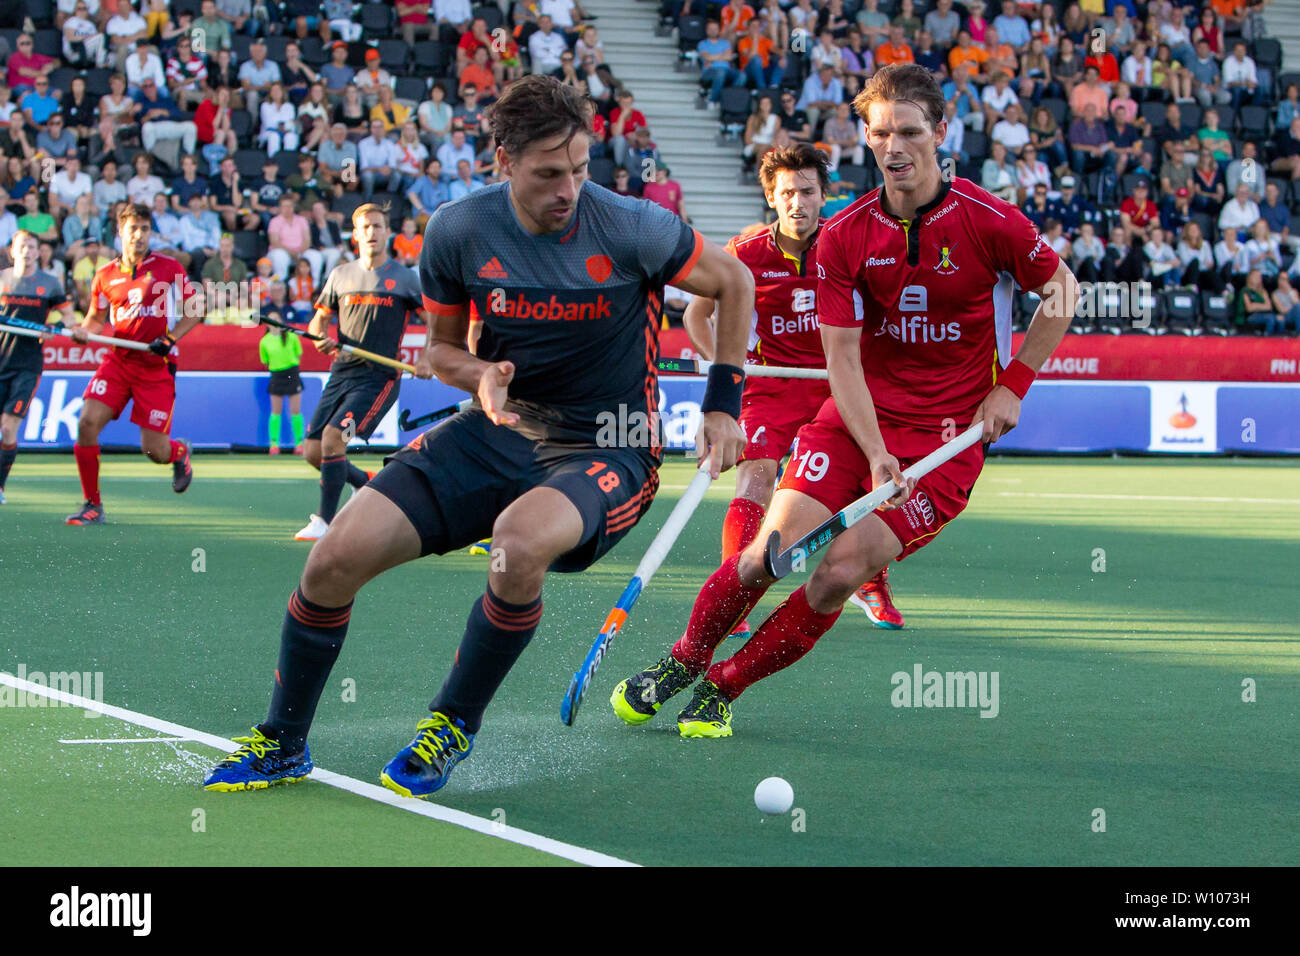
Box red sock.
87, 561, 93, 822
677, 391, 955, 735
707, 585, 842, 700
721, 496, 765, 561
671, 554, 770, 674
74, 443, 101, 505
168, 439, 185, 462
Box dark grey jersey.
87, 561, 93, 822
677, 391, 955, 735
315, 257, 423, 378
0, 268, 69, 373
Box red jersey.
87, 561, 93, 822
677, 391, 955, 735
818, 177, 1060, 429
90, 253, 200, 365
727, 221, 826, 369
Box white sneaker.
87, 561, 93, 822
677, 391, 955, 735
294, 514, 329, 541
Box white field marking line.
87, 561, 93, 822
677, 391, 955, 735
995, 492, 1300, 505
59, 736, 190, 744
1, 671, 637, 868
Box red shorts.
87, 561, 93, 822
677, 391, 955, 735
83, 352, 176, 435
738, 376, 832, 464
777, 400, 984, 560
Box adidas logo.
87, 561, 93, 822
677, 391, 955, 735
478, 257, 508, 279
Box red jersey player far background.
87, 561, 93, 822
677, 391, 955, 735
65, 203, 205, 526
613, 63, 1079, 739
681, 142, 905, 633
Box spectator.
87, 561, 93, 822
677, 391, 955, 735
259, 82, 298, 156
1155, 102, 1198, 170
452, 86, 487, 143
891, 0, 921, 43
1243, 218, 1282, 280
392, 122, 428, 192
797, 63, 842, 133
1031, 4, 1061, 53
320, 42, 355, 100
1120, 179, 1157, 238
992, 0, 1030, 51
297, 82, 331, 153
991, 101, 1030, 156
981, 70, 1018, 130
1260, 180, 1293, 249
1021, 181, 1051, 228
1017, 37, 1051, 100
742, 95, 780, 163
148, 190, 189, 265
611, 165, 637, 197
949, 30, 990, 83
371, 85, 412, 137
463, 46, 501, 100
36, 113, 78, 166
126, 151, 165, 206
436, 124, 476, 181
396, 0, 436, 47
628, 125, 661, 172
575, 24, 604, 65
1271, 116, 1300, 181
407, 157, 449, 231
288, 258, 315, 313
776, 89, 811, 143
266, 193, 311, 278
642, 164, 687, 219
1215, 227, 1250, 286
249, 158, 286, 226
1102, 4, 1135, 52
1189, 38, 1231, 108
1144, 226, 1182, 288
1192, 6, 1222, 55
1050, 35, 1083, 96
982, 25, 1018, 78
810, 30, 845, 76
1160, 186, 1193, 233
1029, 105, 1068, 173
447, 158, 483, 201
609, 91, 647, 167
353, 49, 392, 111
21, 76, 60, 131
418, 83, 454, 153
1015, 144, 1051, 197
981, 140, 1018, 202
840, 29, 872, 82
1069, 66, 1109, 121
1219, 182, 1261, 234
1221, 40, 1259, 109
1278, 83, 1300, 132
334, 84, 369, 139
134, 76, 198, 157
874, 26, 914, 66
938, 99, 965, 163
698, 20, 743, 107
1102, 224, 1146, 283
1270, 272, 1300, 331
178, 192, 220, 274
60, 192, 102, 261
125, 43, 166, 96
855, 0, 890, 49
1107, 104, 1143, 178
1191, 147, 1227, 213
925, 0, 961, 47
737, 17, 784, 89
206, 48, 242, 107
285, 153, 329, 212
106, 3, 150, 71
968, 0, 992, 43
1072, 221, 1105, 281
1176, 221, 1218, 291
280, 42, 319, 105
1225, 141, 1262, 201
322, 0, 362, 42
6, 35, 55, 99
359, 118, 401, 198
1068, 102, 1114, 176
238, 37, 281, 115
391, 215, 422, 276
317, 122, 359, 197
1237, 270, 1277, 332
1044, 218, 1070, 261
193, 0, 234, 54
1121, 39, 1153, 88
209, 155, 253, 231
529, 16, 569, 75
307, 200, 347, 280
93, 159, 128, 214
63, 1, 105, 68
720, 0, 757, 40
822, 102, 857, 171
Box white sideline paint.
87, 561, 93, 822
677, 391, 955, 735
996, 492, 1300, 505
2, 671, 637, 868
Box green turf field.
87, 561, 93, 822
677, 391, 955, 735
2, 454, 1297, 866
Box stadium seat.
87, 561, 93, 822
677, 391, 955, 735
395, 75, 428, 104
1177, 102, 1203, 130
361, 5, 394, 40
48, 66, 77, 96
27, 0, 54, 27
33, 29, 60, 59
1200, 291, 1233, 335
1240, 105, 1270, 140
1094, 285, 1129, 335
235, 148, 270, 179
1192, 212, 1217, 244
1252, 38, 1282, 75
1039, 98, 1067, 128
412, 41, 450, 77
1290, 213, 1300, 237
378, 39, 409, 74
964, 130, 989, 160
266, 36, 290, 63
332, 192, 366, 225
588, 156, 615, 187
1120, 173, 1148, 199
173, 0, 202, 16
678, 16, 706, 59
837, 164, 868, 194
274, 151, 300, 178
1215, 105, 1237, 131
232, 35, 252, 62
1139, 101, 1167, 128
300, 37, 325, 67
84, 68, 113, 97
230, 109, 255, 147
472, 5, 504, 33
1162, 288, 1200, 335
369, 191, 408, 227
232, 230, 265, 263
718, 86, 752, 133
1278, 72, 1300, 98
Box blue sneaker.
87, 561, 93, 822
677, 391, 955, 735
380, 712, 474, 798
203, 725, 313, 791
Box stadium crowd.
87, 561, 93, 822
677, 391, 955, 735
0, 0, 698, 330
680, 0, 1300, 334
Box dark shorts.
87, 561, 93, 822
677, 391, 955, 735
368, 409, 660, 572
306, 367, 399, 441
268, 368, 304, 396
0, 368, 40, 418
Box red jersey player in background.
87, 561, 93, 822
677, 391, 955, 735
613, 64, 1078, 738
679, 142, 905, 635
65, 203, 205, 525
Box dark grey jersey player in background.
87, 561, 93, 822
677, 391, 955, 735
205, 75, 756, 797
0, 230, 74, 504
293, 203, 429, 542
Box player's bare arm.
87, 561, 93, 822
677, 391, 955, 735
308, 307, 339, 354
822, 323, 912, 509
424, 304, 518, 426
681, 294, 717, 361
674, 240, 754, 476
410, 310, 437, 379
71, 302, 105, 341
971, 258, 1078, 443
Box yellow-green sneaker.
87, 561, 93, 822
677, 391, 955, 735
468, 539, 491, 556
677, 680, 733, 738
610, 656, 696, 725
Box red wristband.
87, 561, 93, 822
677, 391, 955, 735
998, 359, 1036, 400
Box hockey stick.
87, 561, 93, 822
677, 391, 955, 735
560, 465, 714, 726
257, 314, 417, 374
657, 357, 829, 380
397, 398, 473, 431
0, 318, 152, 352
763, 423, 986, 579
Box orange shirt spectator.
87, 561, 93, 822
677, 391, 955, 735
949, 44, 988, 79
720, 2, 757, 36
459, 62, 498, 98
393, 230, 423, 265
1085, 52, 1119, 84
984, 42, 1017, 77
1210, 0, 1244, 18
1069, 80, 1109, 120
288, 272, 315, 308
737, 34, 775, 69
875, 41, 915, 67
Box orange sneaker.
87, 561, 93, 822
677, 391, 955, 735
268, 445, 281, 455
848, 567, 904, 629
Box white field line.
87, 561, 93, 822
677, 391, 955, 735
59, 736, 191, 744
994, 492, 1300, 505
1, 671, 637, 868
